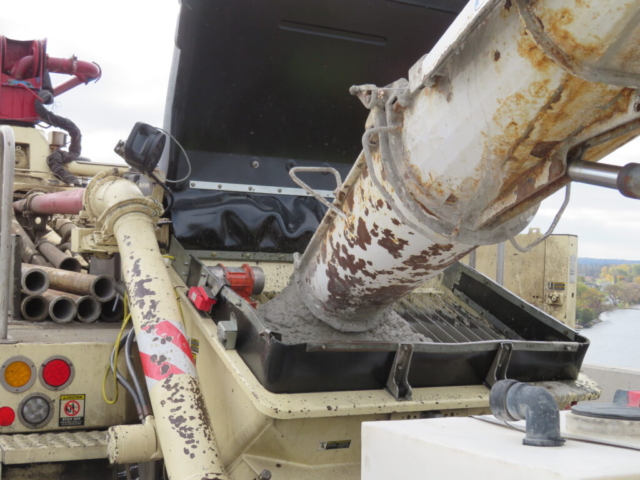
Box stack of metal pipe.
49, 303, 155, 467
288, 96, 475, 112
20, 264, 117, 324
13, 193, 120, 324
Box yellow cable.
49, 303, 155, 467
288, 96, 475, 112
102, 294, 131, 405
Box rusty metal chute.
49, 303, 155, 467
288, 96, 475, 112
275, 0, 640, 332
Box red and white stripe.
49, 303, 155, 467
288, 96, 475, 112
137, 319, 197, 389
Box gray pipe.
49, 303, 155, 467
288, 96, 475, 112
20, 265, 50, 295
48, 289, 101, 323
37, 241, 81, 272
0, 127, 17, 339
20, 294, 48, 322
489, 379, 565, 447
568, 160, 640, 199
11, 218, 49, 266
41, 291, 77, 324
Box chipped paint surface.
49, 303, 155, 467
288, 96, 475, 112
85, 173, 229, 480
294, 0, 640, 332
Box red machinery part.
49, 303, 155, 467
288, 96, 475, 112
188, 286, 217, 312
13, 189, 85, 215
210, 264, 265, 308
0, 407, 15, 427
0, 35, 100, 123
625, 391, 640, 407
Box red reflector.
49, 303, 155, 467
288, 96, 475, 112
0, 406, 15, 426
42, 359, 71, 387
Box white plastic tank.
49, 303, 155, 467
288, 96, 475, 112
362, 412, 640, 479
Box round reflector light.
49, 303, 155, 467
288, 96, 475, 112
39, 356, 74, 391
0, 356, 36, 393
0, 407, 15, 426
5, 361, 31, 388
18, 393, 53, 429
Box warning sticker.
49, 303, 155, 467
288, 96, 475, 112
59, 394, 85, 427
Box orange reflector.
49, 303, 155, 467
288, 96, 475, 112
4, 361, 32, 388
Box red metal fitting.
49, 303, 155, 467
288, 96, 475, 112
215, 264, 259, 307
188, 286, 217, 312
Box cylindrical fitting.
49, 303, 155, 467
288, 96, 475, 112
568, 160, 640, 199
42, 290, 77, 324
37, 241, 81, 272
20, 294, 48, 322
22, 264, 116, 302
52, 218, 77, 244
49, 289, 100, 323
20, 265, 49, 295
489, 379, 565, 447
13, 189, 85, 215
100, 296, 124, 323
11, 218, 49, 266
107, 416, 163, 464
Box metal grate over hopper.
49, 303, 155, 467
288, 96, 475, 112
202, 260, 587, 397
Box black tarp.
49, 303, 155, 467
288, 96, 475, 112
167, 0, 464, 252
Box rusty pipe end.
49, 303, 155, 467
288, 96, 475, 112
21, 268, 49, 295
91, 276, 117, 302
75, 296, 101, 323
48, 296, 77, 324
57, 256, 82, 272
100, 296, 124, 322
21, 295, 48, 322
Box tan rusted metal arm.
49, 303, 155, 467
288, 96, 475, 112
84, 171, 228, 480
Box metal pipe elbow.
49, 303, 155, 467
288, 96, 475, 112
490, 379, 565, 447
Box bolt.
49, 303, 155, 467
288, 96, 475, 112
190, 182, 195, 187
258, 470, 272, 480
278, 254, 284, 259
248, 186, 254, 192
278, 188, 282, 193
183, 262, 189, 266
211, 252, 217, 258
244, 253, 251, 258
251, 160, 260, 169
217, 184, 222, 189
402, 345, 408, 351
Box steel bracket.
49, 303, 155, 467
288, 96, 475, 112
386, 344, 414, 401
217, 313, 238, 350
485, 342, 513, 388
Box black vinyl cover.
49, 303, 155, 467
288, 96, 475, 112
167, 0, 463, 252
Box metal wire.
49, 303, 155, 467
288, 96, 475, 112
509, 183, 572, 253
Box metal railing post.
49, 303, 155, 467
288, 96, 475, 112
0, 126, 16, 340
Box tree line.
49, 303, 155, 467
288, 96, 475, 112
576, 263, 640, 326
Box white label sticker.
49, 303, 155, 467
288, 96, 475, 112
59, 394, 85, 427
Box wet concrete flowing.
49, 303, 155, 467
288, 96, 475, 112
257, 284, 432, 344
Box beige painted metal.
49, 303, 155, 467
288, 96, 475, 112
462, 229, 578, 327
0, 323, 136, 434
10, 126, 127, 190
0, 430, 107, 465
581, 364, 640, 403
83, 171, 228, 480
107, 416, 163, 464
175, 269, 599, 479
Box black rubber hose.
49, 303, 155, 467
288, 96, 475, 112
125, 330, 151, 418
34, 91, 84, 186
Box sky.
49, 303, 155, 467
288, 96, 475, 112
2, 1, 640, 260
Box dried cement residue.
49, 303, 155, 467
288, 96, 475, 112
257, 284, 432, 344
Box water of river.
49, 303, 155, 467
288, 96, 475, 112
581, 307, 640, 369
